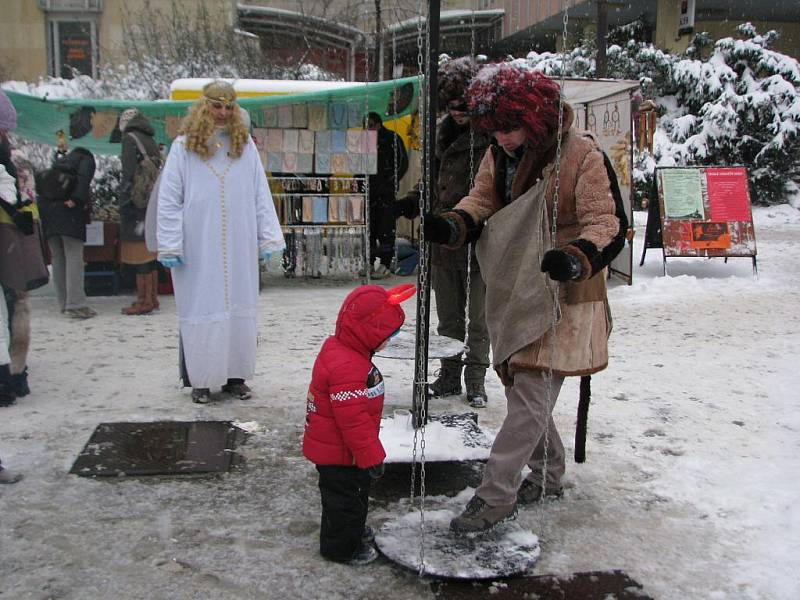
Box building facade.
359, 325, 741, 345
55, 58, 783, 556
1, 0, 236, 83
2, 0, 798, 84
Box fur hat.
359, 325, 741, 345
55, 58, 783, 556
467, 63, 562, 141
437, 56, 479, 111
202, 80, 237, 104
0, 89, 18, 131
118, 108, 139, 133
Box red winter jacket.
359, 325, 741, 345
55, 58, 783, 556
303, 284, 413, 468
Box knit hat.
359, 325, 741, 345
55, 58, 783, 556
118, 108, 139, 133
0, 90, 18, 131
202, 80, 237, 105
467, 63, 562, 141
437, 56, 479, 111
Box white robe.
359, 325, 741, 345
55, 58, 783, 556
157, 134, 284, 389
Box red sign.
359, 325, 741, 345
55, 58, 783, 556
705, 167, 752, 222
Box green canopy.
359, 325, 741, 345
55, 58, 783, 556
5, 76, 419, 156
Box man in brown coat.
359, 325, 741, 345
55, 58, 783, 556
395, 57, 492, 407
424, 64, 625, 532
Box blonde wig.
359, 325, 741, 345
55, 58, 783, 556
180, 81, 249, 160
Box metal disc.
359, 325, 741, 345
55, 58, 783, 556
375, 329, 464, 360
375, 506, 540, 579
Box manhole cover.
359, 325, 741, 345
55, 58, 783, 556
70, 421, 246, 477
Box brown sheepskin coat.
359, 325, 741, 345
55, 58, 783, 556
447, 106, 620, 379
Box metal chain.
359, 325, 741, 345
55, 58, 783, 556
364, 29, 372, 284
412, 0, 429, 575
538, 1, 570, 537
461, 0, 478, 368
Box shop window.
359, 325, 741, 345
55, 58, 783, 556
47, 18, 97, 78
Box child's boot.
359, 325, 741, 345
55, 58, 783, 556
348, 543, 379, 565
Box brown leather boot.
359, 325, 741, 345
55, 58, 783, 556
121, 274, 146, 315
150, 270, 160, 310
137, 271, 155, 314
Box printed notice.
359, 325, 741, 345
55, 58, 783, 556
659, 168, 705, 219
690, 222, 731, 249
85, 221, 104, 246
705, 167, 752, 222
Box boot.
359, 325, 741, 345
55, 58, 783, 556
517, 479, 564, 505
450, 495, 517, 533
150, 270, 160, 310
428, 361, 463, 398
348, 543, 379, 565
10, 367, 30, 397
466, 381, 487, 408
121, 273, 146, 315
191, 388, 211, 404
140, 271, 155, 314
222, 379, 252, 400
0, 467, 23, 484
0, 365, 16, 407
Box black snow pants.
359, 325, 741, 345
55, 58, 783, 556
316, 465, 372, 562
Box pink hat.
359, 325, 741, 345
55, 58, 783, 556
0, 90, 17, 131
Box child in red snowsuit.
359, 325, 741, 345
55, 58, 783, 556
303, 283, 416, 565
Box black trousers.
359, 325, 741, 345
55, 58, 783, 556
369, 195, 397, 268
316, 465, 372, 562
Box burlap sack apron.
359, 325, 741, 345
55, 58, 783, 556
475, 174, 558, 368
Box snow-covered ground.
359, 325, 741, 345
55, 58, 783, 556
1, 207, 798, 599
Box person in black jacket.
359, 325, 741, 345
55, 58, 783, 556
366, 112, 408, 278
394, 57, 492, 408
38, 147, 97, 319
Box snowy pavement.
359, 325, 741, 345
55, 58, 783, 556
1, 207, 798, 599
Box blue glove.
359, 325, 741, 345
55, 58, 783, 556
159, 255, 184, 268
259, 249, 275, 261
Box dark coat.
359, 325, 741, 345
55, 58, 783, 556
119, 116, 159, 241
39, 147, 95, 241
368, 126, 408, 201
402, 115, 490, 269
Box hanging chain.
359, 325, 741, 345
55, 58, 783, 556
363, 29, 372, 283
461, 0, 478, 366
411, 0, 429, 575
538, 1, 570, 538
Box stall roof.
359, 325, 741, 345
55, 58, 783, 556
170, 78, 364, 101
561, 77, 641, 105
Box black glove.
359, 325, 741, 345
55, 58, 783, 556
541, 249, 582, 281
367, 463, 385, 479
393, 196, 418, 219
11, 211, 34, 236
423, 213, 457, 245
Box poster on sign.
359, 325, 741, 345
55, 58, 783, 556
649, 166, 757, 274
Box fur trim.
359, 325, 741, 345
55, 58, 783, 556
564, 240, 597, 282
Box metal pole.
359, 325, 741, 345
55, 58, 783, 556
412, 0, 439, 429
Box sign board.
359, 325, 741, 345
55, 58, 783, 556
57, 21, 94, 78
85, 220, 104, 246
585, 90, 634, 284
643, 166, 757, 275
565, 78, 641, 285
678, 0, 696, 34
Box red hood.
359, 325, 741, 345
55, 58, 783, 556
335, 284, 415, 356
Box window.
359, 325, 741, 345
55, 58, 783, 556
47, 17, 98, 78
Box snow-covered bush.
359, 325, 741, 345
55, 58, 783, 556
660, 24, 800, 204
519, 23, 800, 205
